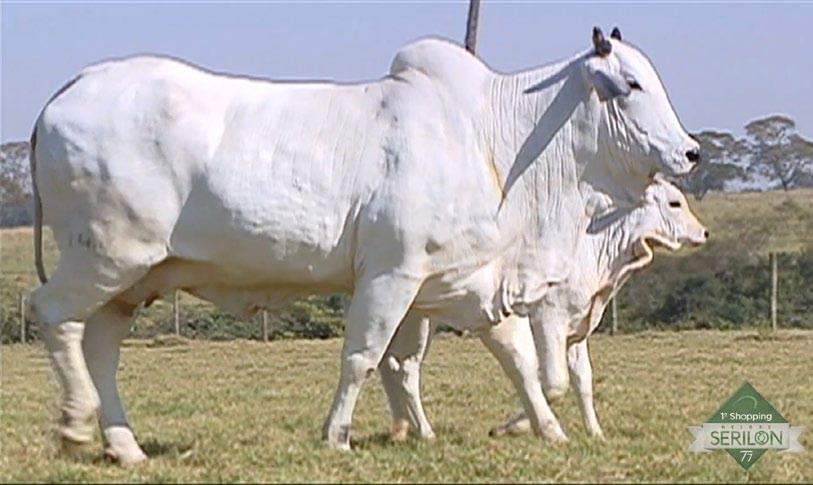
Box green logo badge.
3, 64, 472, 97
688, 382, 804, 470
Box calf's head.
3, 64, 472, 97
636, 175, 708, 252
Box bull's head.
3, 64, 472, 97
583, 27, 701, 177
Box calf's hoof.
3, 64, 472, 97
390, 419, 410, 443
490, 417, 532, 438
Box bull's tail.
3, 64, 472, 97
29, 75, 86, 285
30, 127, 48, 284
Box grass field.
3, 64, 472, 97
1, 330, 811, 482
1, 190, 811, 481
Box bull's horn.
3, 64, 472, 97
610, 27, 622, 41
592, 27, 612, 56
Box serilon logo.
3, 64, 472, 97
688, 382, 804, 470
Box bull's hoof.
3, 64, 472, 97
102, 426, 148, 466
323, 422, 353, 451
324, 439, 353, 452
545, 430, 569, 444
104, 446, 148, 466
539, 423, 569, 444
419, 429, 436, 441
58, 407, 97, 449
60, 436, 93, 457
59, 417, 95, 457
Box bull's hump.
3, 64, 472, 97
390, 37, 491, 85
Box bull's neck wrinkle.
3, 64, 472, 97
485, 54, 593, 225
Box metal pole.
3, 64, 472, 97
174, 290, 181, 336
464, 0, 481, 54
770, 252, 778, 332
610, 296, 618, 336
262, 310, 269, 342
19, 293, 26, 343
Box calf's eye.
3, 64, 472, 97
669, 201, 681, 208
628, 79, 643, 91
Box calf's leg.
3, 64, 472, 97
489, 410, 532, 437
568, 340, 604, 438
379, 314, 435, 441
322, 272, 422, 450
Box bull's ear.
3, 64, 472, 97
585, 58, 630, 102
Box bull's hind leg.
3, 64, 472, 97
322, 272, 423, 451
82, 302, 147, 464
379, 313, 436, 442
27, 246, 155, 454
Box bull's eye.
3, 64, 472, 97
669, 201, 681, 208
627, 79, 643, 91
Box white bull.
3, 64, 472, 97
27, 28, 699, 461
383, 177, 707, 441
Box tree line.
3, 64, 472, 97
683, 115, 813, 198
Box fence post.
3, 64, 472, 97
173, 290, 181, 336
19, 293, 26, 343
770, 252, 778, 332
261, 310, 269, 342
464, 0, 481, 54
610, 296, 618, 335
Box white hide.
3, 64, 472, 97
385, 178, 707, 440
28, 34, 699, 455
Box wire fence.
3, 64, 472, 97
4, 251, 810, 344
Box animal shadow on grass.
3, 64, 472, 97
350, 432, 391, 450
88, 438, 195, 465
352, 425, 457, 451
141, 438, 196, 460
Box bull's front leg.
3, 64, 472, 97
567, 340, 604, 438
379, 313, 436, 442
477, 315, 567, 443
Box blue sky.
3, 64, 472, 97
2, 1, 811, 142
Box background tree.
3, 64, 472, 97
745, 115, 813, 191
0, 141, 33, 227
682, 130, 748, 199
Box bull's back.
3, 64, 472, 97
35, 56, 393, 285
